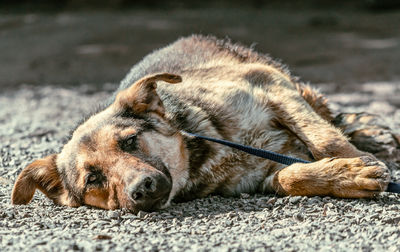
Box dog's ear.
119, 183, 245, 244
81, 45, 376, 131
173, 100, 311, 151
12, 154, 65, 205
115, 73, 182, 117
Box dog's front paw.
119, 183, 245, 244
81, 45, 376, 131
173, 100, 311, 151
329, 155, 390, 198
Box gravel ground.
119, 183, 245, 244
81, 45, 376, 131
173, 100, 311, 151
0, 82, 399, 251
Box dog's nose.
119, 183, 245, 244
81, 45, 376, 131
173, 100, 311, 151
130, 176, 155, 201
128, 173, 171, 211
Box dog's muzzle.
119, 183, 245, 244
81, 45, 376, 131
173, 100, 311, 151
127, 172, 171, 212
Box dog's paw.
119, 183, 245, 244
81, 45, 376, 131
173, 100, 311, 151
329, 155, 390, 198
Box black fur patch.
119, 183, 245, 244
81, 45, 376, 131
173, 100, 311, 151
58, 161, 83, 204
174, 182, 210, 202
114, 108, 146, 120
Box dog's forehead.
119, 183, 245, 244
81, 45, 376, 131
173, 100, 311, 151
74, 107, 115, 139
62, 109, 112, 155
58, 106, 145, 167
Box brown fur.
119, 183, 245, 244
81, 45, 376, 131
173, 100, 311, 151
11, 154, 68, 205
273, 156, 387, 198
11, 35, 391, 213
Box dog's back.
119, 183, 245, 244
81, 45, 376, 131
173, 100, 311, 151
118, 35, 292, 91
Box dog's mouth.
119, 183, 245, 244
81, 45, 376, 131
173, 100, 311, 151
145, 196, 169, 211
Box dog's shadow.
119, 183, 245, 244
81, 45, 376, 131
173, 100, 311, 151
149, 193, 400, 222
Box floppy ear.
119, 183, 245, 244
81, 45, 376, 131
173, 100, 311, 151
115, 73, 182, 117
12, 154, 65, 205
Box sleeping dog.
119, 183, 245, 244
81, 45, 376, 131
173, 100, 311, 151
11, 35, 390, 213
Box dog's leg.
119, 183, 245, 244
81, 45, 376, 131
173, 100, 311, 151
260, 156, 390, 198
267, 81, 365, 160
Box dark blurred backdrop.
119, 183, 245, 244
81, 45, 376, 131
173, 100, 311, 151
2, 0, 400, 10
1, 0, 399, 90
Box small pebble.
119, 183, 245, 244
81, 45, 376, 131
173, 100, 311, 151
94, 235, 112, 240
289, 196, 302, 204
293, 212, 304, 222
108, 211, 119, 219
137, 211, 147, 219
240, 193, 250, 199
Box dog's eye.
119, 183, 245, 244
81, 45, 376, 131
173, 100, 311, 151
87, 174, 98, 183
120, 135, 137, 152
86, 172, 102, 186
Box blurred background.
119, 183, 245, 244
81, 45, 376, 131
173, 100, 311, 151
0, 0, 399, 91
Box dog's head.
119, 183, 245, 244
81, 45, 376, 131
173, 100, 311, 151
11, 73, 188, 213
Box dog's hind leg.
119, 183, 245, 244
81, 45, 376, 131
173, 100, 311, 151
332, 112, 400, 169
294, 83, 400, 167
266, 80, 364, 160
294, 82, 400, 169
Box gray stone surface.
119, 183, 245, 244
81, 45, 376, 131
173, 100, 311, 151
0, 82, 399, 251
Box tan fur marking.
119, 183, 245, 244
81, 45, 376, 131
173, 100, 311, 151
119, 128, 138, 138
272, 156, 389, 198
84, 188, 111, 210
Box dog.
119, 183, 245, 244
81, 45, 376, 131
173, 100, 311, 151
11, 35, 391, 213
